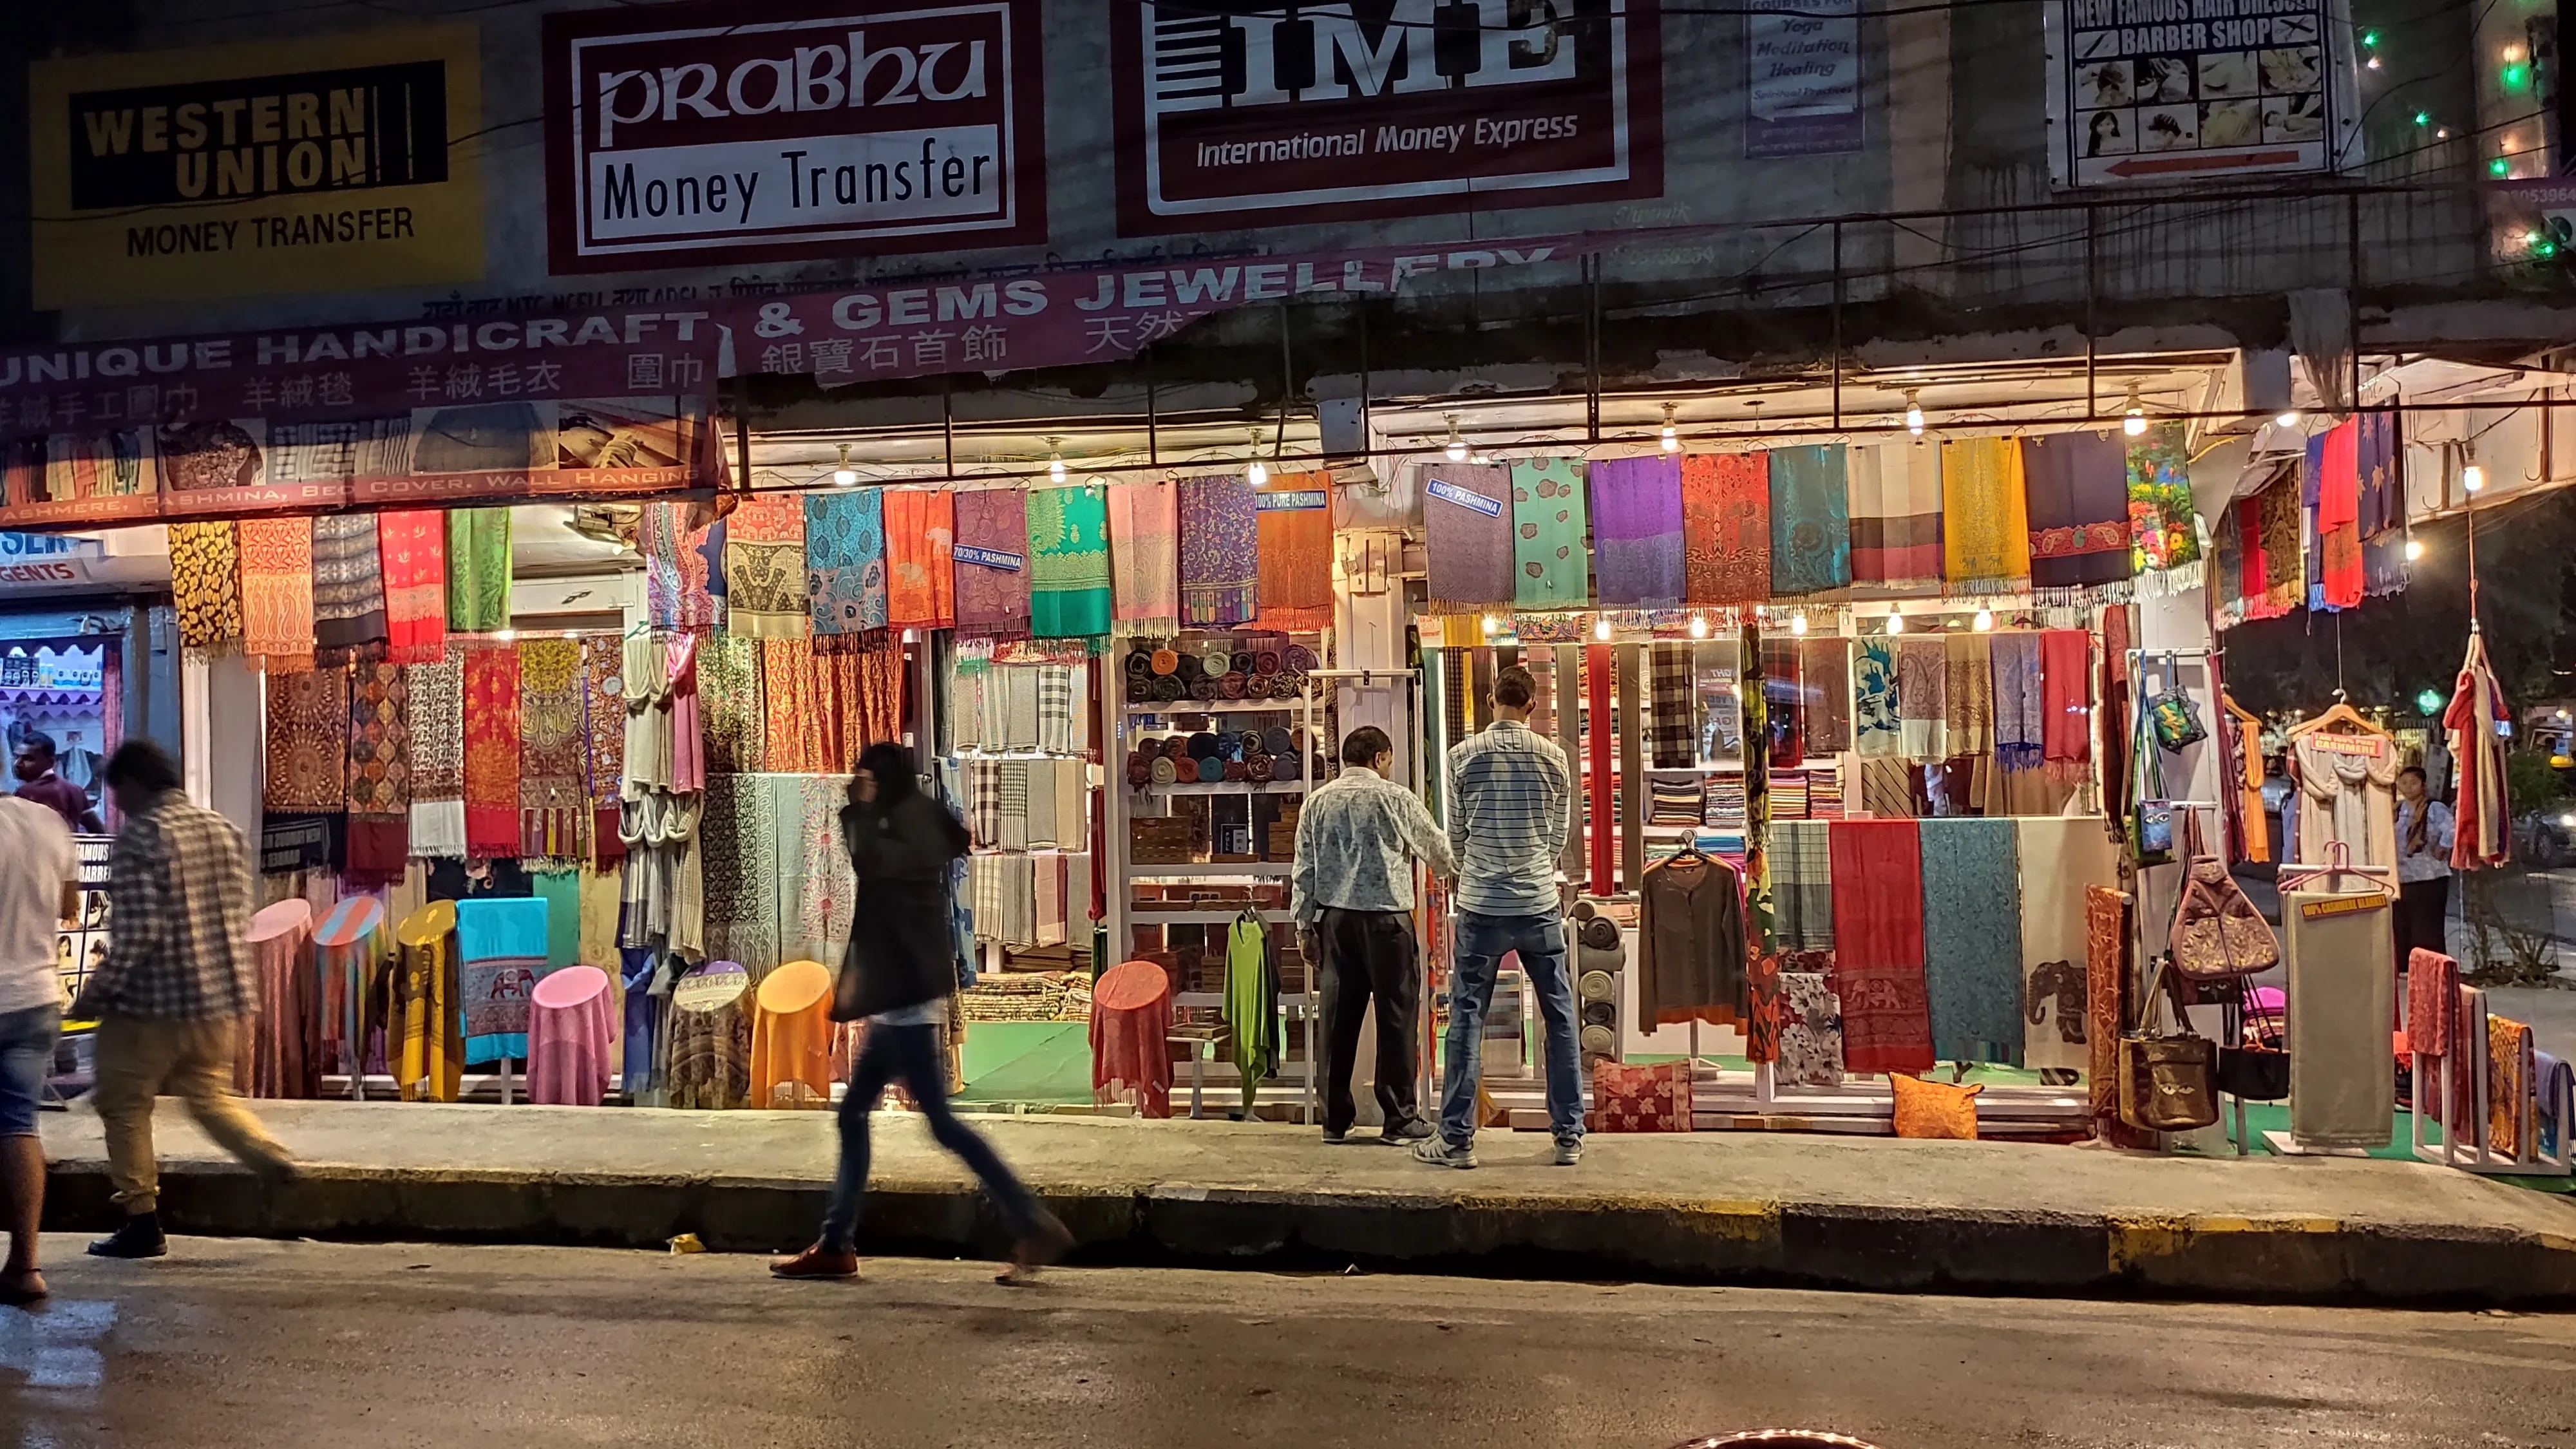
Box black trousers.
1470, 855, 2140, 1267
1318, 907, 1423, 1135
2393, 875, 2452, 969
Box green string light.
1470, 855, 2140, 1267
2492, 155, 2514, 176
2505, 61, 2531, 88
2362, 28, 2379, 43
2414, 110, 2432, 125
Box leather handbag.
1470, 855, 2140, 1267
2119, 958, 2220, 1132
2214, 979, 2291, 1101
2166, 809, 2280, 983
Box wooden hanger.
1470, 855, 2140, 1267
2222, 692, 2260, 728
2284, 696, 2387, 740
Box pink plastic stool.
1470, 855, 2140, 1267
527, 965, 614, 1106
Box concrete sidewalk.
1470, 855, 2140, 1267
37, 1100, 2576, 1305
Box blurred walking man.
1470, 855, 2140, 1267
75, 740, 297, 1260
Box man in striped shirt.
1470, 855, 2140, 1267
1416, 664, 1584, 1170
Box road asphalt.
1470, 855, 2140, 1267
4, 1237, 2571, 1448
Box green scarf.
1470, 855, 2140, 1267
1027, 484, 1112, 638
447, 509, 512, 632
1511, 457, 1590, 609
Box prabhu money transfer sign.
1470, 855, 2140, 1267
2047, 0, 2340, 186
544, 0, 1047, 271
1112, 0, 1661, 233
27, 26, 484, 310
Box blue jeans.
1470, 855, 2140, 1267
818, 1022, 1042, 1254
0, 1005, 59, 1137
1440, 913, 1585, 1148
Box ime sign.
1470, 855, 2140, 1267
544, 0, 1046, 271
1112, 0, 1661, 233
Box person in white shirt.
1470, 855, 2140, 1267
0, 795, 76, 1301
2393, 764, 2456, 969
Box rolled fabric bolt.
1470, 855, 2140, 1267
1579, 969, 1616, 1003
1220, 672, 1246, 699
1283, 643, 1316, 672
1151, 648, 1179, 676
1126, 649, 1153, 678
1224, 760, 1249, 782
1150, 755, 1178, 786
1191, 677, 1220, 701
1202, 647, 1233, 678
1124, 676, 1149, 703
1246, 753, 1276, 783
1262, 726, 1294, 757
1188, 731, 1222, 761
1176, 652, 1204, 683
1579, 1024, 1616, 1057
1579, 916, 1621, 951
1173, 756, 1200, 784
1126, 759, 1152, 790
1230, 650, 1256, 676
1255, 650, 1283, 674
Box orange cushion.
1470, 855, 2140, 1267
1890, 1074, 1983, 1139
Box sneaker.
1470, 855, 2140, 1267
769, 1243, 861, 1280
1322, 1128, 1352, 1144
1410, 1136, 1477, 1170
86, 1213, 167, 1260
1553, 1139, 1584, 1167
1380, 1117, 1435, 1144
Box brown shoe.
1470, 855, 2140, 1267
770, 1244, 860, 1280
996, 1213, 1074, 1286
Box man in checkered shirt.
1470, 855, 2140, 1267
71, 740, 297, 1261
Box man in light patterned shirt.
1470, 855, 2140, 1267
1291, 726, 1455, 1145
1417, 663, 1580, 1171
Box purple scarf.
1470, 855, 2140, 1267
1590, 455, 1685, 607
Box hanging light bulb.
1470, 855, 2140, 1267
1688, 614, 1709, 638
1973, 607, 1995, 632
2122, 384, 2147, 437
493, 628, 517, 644
2463, 461, 2485, 493
1886, 610, 1906, 635
1593, 616, 1612, 641
2275, 409, 2300, 428
1247, 428, 1267, 487
1789, 612, 1809, 636
1481, 613, 1500, 636
1904, 389, 1924, 436
1444, 413, 1466, 463
831, 442, 857, 487
2405, 536, 2427, 561
1660, 402, 1680, 453
1046, 437, 1066, 484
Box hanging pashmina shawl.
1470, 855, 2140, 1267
1853, 638, 1901, 758
952, 488, 1032, 639
1990, 630, 2045, 772
1683, 451, 1771, 605
2357, 410, 2407, 598
761, 638, 823, 774
1768, 445, 1852, 596
377, 510, 448, 665
2127, 423, 2202, 592
1826, 819, 1935, 1075
804, 488, 889, 649
1028, 483, 1114, 638
1801, 636, 1853, 753
2039, 628, 2092, 782
2020, 431, 2134, 594
2255, 473, 2303, 618
1510, 458, 1590, 609
238, 517, 317, 672
1919, 818, 2025, 1066
1846, 442, 1942, 589
310, 514, 388, 666
1590, 455, 1685, 608
1896, 638, 1949, 762
408, 649, 467, 860
699, 632, 766, 775
1938, 436, 2031, 594
886, 488, 958, 629
446, 509, 513, 634
461, 642, 522, 859
2315, 418, 2363, 611
641, 500, 718, 632
263, 665, 348, 874
1943, 633, 1993, 759
1422, 462, 1513, 612
701, 774, 781, 972
724, 491, 810, 638
2447, 630, 2511, 870
1177, 473, 1259, 627
169, 521, 243, 654
1255, 471, 1334, 629
345, 663, 411, 887
579, 634, 628, 865
1108, 480, 1180, 633
518, 638, 587, 860
1761, 634, 1804, 768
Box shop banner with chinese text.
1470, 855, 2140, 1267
0, 307, 723, 531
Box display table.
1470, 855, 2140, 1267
528, 965, 614, 1107
1090, 960, 1173, 1119
666, 961, 752, 1110
244, 899, 317, 1100
750, 959, 835, 1109
314, 895, 384, 1099
394, 900, 460, 1103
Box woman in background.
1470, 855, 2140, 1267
772, 742, 1070, 1284
2392, 764, 2455, 969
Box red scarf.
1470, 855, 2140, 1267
2041, 628, 2093, 782
462, 643, 522, 859
377, 511, 448, 667
1826, 819, 1932, 1075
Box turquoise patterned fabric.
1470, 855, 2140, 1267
1768, 444, 1852, 596
1919, 817, 2025, 1065
804, 489, 888, 638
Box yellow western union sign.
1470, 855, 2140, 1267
29, 26, 483, 308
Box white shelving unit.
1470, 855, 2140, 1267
1104, 631, 1328, 1123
